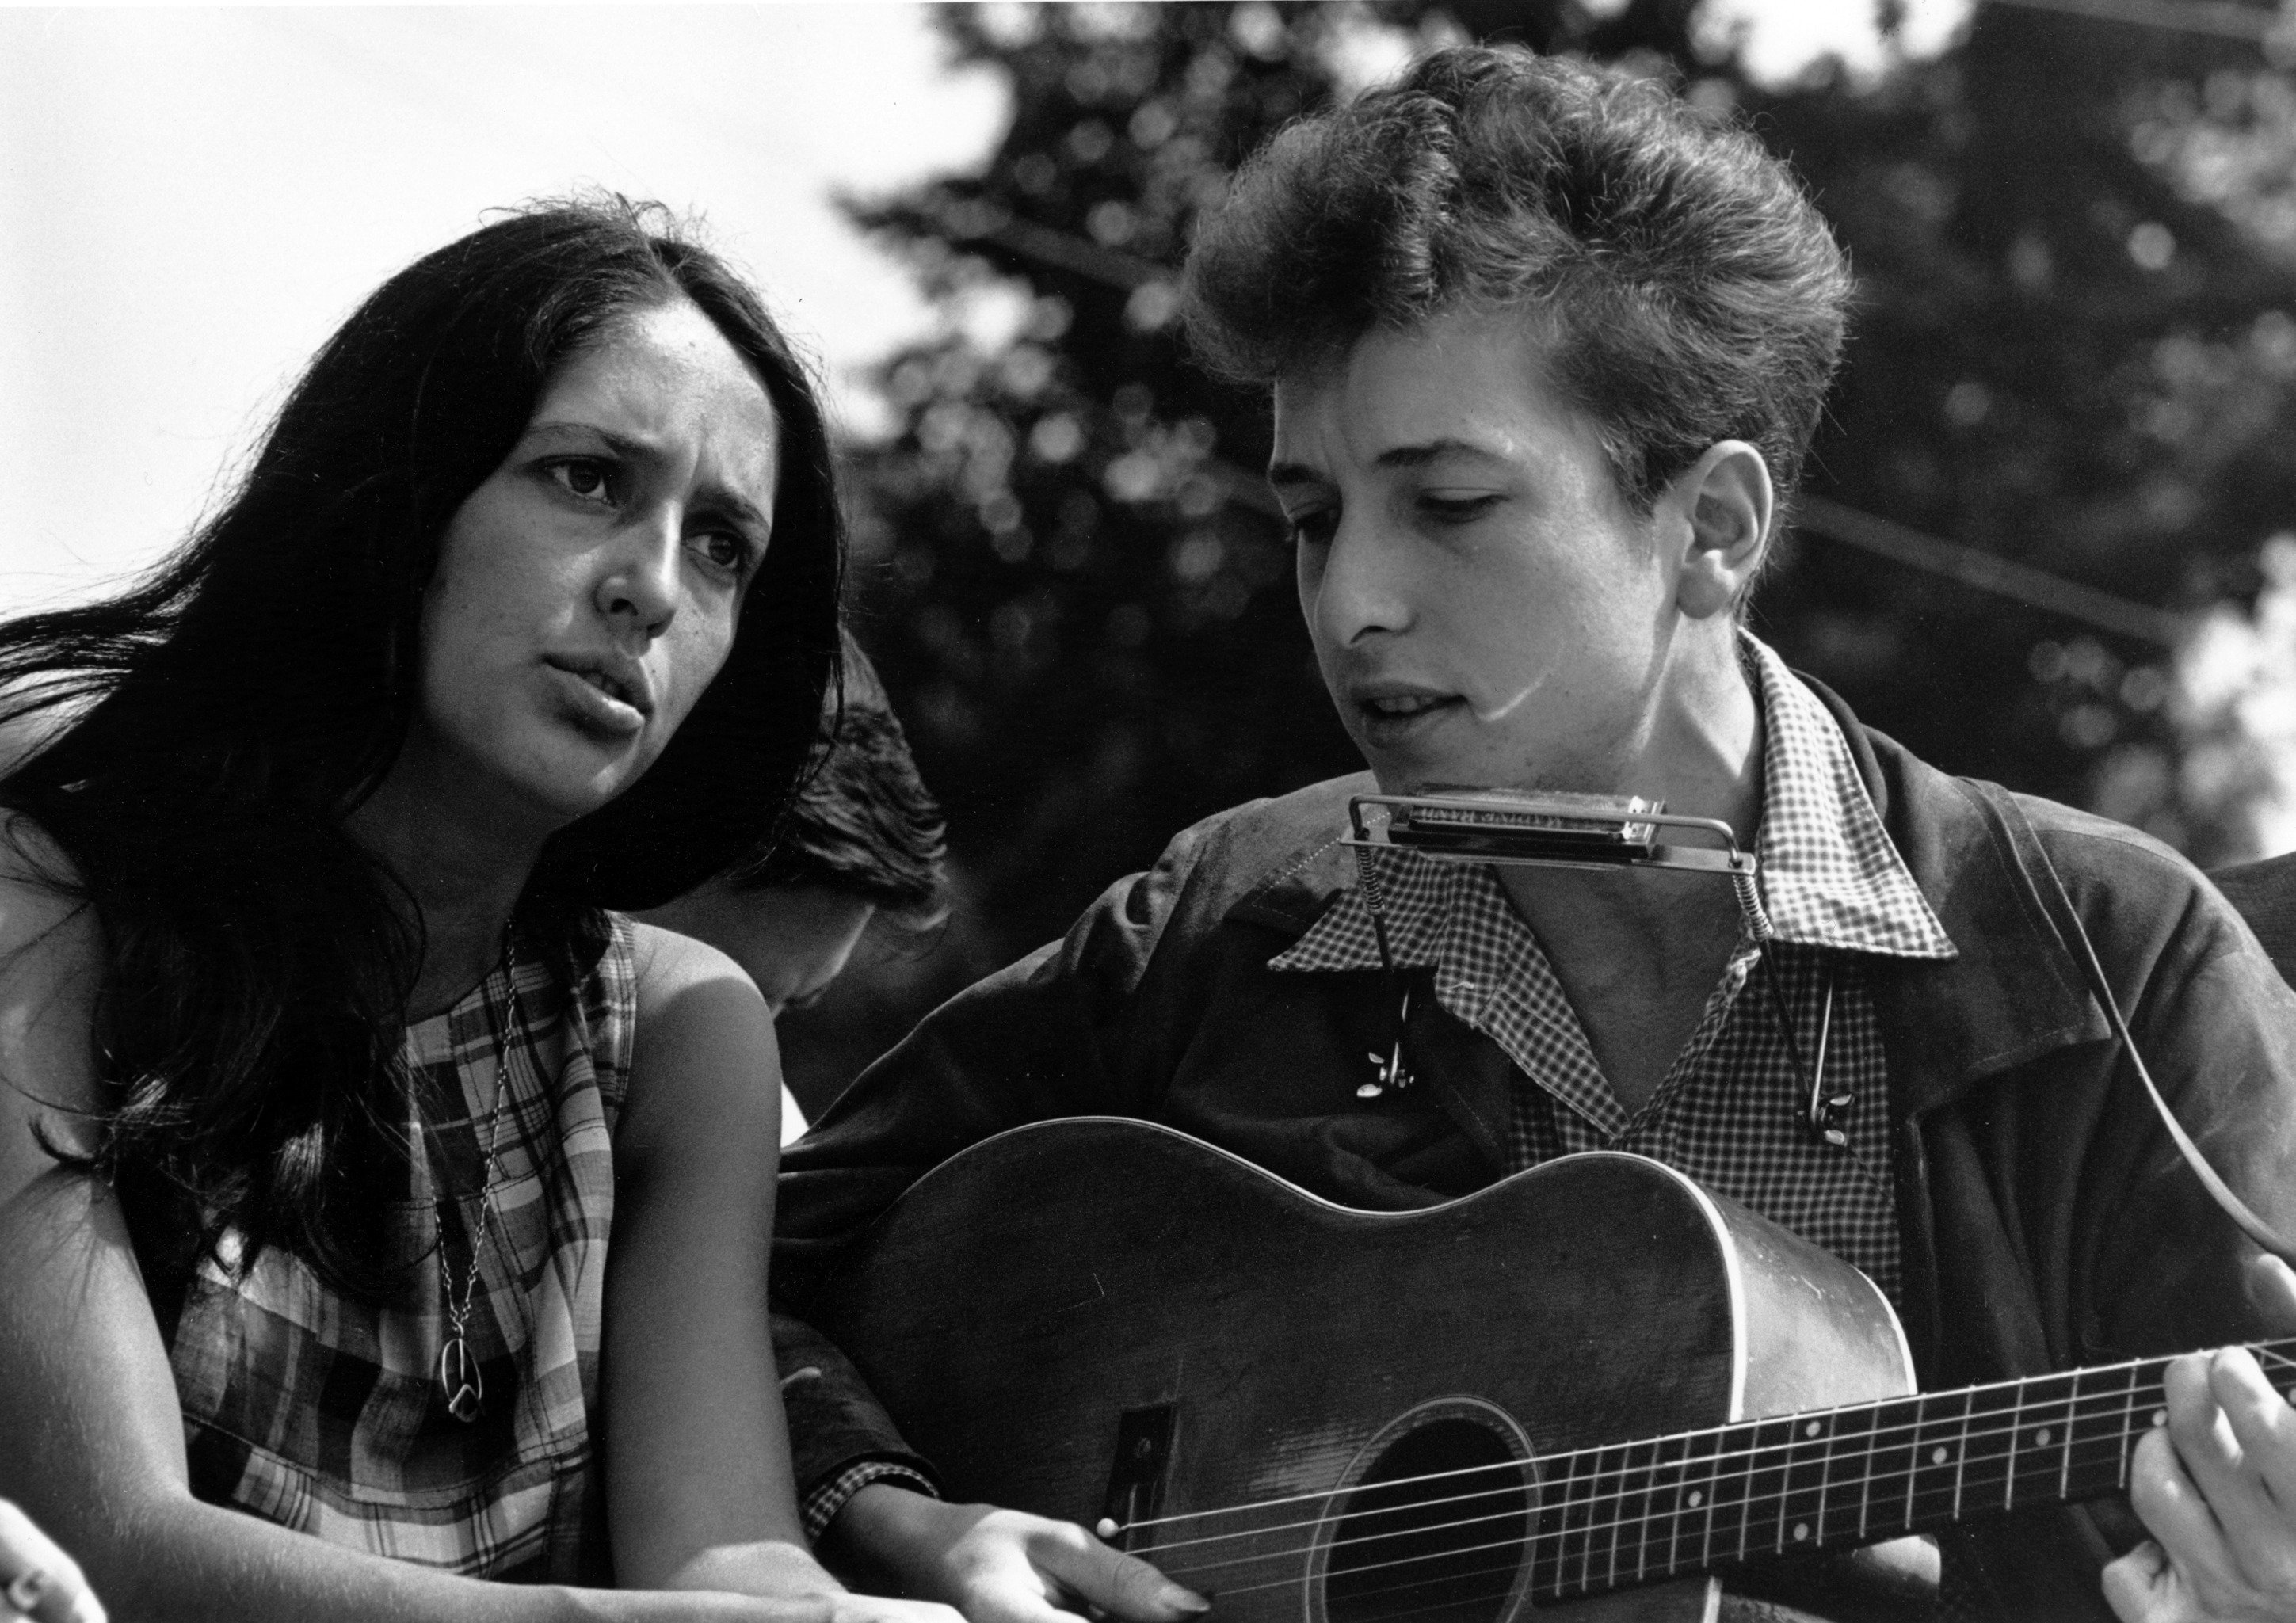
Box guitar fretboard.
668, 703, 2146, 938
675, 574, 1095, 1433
1524, 1338, 2296, 1602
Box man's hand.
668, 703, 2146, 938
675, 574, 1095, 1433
2103, 1256, 2296, 1621
821, 1486, 1209, 1623
0, 1500, 102, 1623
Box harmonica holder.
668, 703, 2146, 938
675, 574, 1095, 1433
1344, 791, 1771, 941
1341, 793, 1833, 1133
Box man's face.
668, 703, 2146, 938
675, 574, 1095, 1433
1271, 310, 1679, 796
637, 880, 877, 1017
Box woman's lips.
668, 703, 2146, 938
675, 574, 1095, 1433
547, 662, 646, 737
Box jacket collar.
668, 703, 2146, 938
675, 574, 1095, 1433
1225, 684, 2107, 1119
1806, 677, 2107, 1117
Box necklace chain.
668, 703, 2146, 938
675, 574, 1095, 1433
433, 932, 520, 1423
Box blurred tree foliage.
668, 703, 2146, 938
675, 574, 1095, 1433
784, 0, 2296, 1103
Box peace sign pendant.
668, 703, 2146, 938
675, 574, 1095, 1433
439, 1335, 484, 1423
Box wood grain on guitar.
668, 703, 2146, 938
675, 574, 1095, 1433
808, 1118, 2286, 1621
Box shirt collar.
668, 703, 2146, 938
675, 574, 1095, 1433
1741, 633, 1955, 958
1270, 631, 1957, 976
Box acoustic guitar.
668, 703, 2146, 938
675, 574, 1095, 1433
806, 1117, 2286, 1621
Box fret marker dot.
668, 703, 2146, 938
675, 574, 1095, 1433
1688, 1490, 1703, 1507
2153, 1410, 2168, 1429
1794, 1523, 1810, 1541
2036, 1428, 2052, 1446
1932, 1446, 1950, 1465
1804, 1421, 1821, 1438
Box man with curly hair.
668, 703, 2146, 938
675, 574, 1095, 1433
772, 48, 2296, 1623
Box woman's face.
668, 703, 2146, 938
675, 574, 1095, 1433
402, 299, 782, 834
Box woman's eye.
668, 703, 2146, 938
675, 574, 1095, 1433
693, 530, 755, 575
547, 459, 616, 503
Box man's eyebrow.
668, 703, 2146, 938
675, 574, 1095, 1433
1267, 439, 1508, 488
525, 421, 772, 531
1374, 438, 1507, 470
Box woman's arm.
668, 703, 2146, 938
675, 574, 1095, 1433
613, 928, 1195, 1623
609, 925, 821, 1591
0, 834, 926, 1623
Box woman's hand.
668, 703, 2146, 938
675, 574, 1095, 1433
552, 1579, 966, 1623
0, 1501, 102, 1623
819, 1485, 1207, 1623
2103, 1257, 2296, 1621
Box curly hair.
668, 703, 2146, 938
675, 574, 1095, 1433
1181, 46, 1853, 516
719, 637, 948, 935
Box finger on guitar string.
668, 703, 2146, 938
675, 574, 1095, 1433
823, 1492, 1207, 1623
0, 1502, 102, 1623
2194, 1348, 2296, 1598
2158, 1349, 2296, 1598
2122, 1393, 2275, 1621
1020, 1514, 1207, 1623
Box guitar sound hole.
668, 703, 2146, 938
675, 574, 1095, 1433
1325, 1417, 1532, 1623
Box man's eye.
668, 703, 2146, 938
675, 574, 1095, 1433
548, 459, 616, 501
1286, 509, 1338, 548
1420, 493, 1501, 524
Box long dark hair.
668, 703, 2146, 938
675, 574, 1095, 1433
0, 198, 845, 1298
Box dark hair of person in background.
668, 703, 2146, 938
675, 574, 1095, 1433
0, 197, 845, 1302
1180, 46, 1852, 526
723, 635, 948, 935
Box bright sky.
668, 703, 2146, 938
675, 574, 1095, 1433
0, 1, 1973, 616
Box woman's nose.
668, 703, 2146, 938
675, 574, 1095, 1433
597, 509, 681, 635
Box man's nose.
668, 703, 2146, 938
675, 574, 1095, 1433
1310, 515, 1411, 647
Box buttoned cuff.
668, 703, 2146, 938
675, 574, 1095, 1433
800, 1459, 941, 1543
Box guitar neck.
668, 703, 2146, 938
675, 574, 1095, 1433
1529, 1337, 2296, 1602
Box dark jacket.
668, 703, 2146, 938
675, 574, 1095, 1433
2210, 852, 2296, 989
772, 684, 2296, 1621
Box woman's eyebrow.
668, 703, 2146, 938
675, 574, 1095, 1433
525, 421, 772, 530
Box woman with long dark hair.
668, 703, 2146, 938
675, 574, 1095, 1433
0, 199, 957, 1623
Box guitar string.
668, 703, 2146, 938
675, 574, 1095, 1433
1109, 1339, 2296, 1549
1146, 1393, 2233, 1586
1132, 1356, 2296, 1589
1150, 1416, 2103, 1594
1131, 1385, 2207, 1564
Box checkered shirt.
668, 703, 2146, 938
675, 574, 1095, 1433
1271, 634, 1956, 1309
165, 916, 635, 1581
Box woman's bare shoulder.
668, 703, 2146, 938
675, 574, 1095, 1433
619, 919, 777, 1169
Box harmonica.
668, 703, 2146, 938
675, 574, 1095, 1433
1345, 790, 1755, 878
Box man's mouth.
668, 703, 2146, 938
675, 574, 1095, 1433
1363, 693, 1450, 719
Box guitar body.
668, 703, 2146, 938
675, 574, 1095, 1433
810, 1118, 1918, 1623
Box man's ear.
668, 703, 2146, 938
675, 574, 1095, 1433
1665, 441, 1775, 621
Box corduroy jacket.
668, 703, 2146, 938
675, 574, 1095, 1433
771, 683, 2296, 1621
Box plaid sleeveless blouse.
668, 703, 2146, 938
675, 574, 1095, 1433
165, 915, 636, 1581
